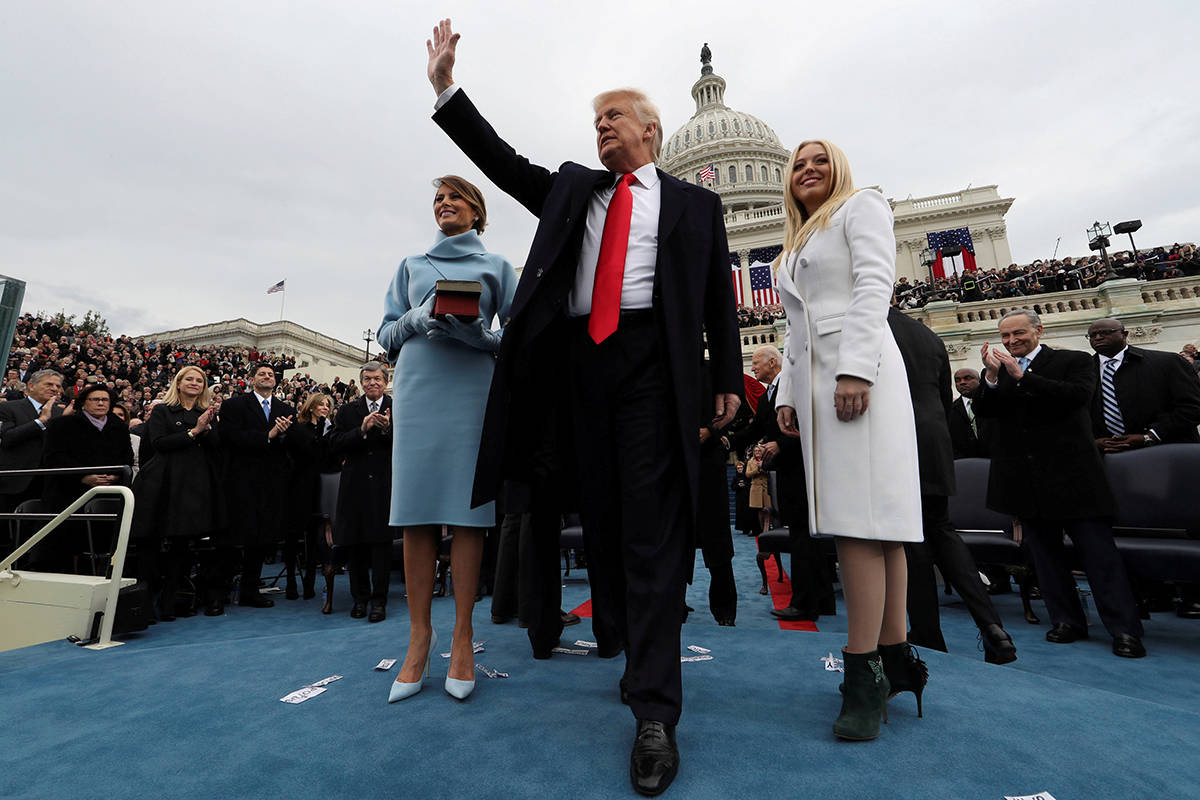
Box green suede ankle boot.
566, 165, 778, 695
833, 649, 889, 741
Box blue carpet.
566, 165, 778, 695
5, 532, 1199, 799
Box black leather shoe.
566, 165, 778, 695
770, 605, 817, 621
980, 623, 1018, 664
350, 602, 367, 619
491, 614, 514, 624
597, 642, 625, 659
629, 720, 678, 797
239, 593, 275, 608
561, 611, 581, 627
1176, 601, 1200, 619
368, 602, 386, 623
1112, 634, 1146, 658
204, 601, 224, 617
715, 617, 736, 627
1045, 623, 1087, 643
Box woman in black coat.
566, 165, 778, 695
283, 392, 337, 602
40, 383, 135, 574
131, 366, 225, 620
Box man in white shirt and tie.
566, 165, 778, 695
211, 363, 294, 615
949, 368, 991, 459
0, 369, 70, 511
427, 19, 742, 796
973, 310, 1144, 658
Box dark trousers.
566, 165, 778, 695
197, 543, 268, 603
1023, 517, 1143, 638
347, 541, 391, 605
775, 463, 834, 613
696, 458, 736, 622
570, 316, 689, 725
905, 494, 1002, 651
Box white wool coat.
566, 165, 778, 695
774, 189, 923, 541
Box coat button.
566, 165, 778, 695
536, 268, 544, 278
799, 258, 808, 268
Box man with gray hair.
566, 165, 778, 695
329, 362, 394, 622
427, 18, 742, 796
0, 369, 70, 511
971, 309, 1144, 658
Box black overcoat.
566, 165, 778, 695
41, 413, 134, 512
1089, 345, 1200, 443
328, 396, 394, 545
887, 308, 956, 497
0, 398, 63, 494
972, 345, 1115, 519
285, 417, 336, 534
219, 391, 295, 546
131, 403, 225, 539
432, 89, 743, 513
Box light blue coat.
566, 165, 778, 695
377, 230, 517, 528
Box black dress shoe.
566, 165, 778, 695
980, 623, 1018, 664
204, 601, 224, 617
561, 611, 581, 627
597, 642, 625, 659
1112, 633, 1146, 658
1045, 623, 1087, 643
770, 606, 817, 621
350, 602, 367, 619
715, 617, 736, 627
1176, 601, 1200, 619
491, 614, 514, 624
629, 720, 678, 797
368, 602, 386, 623
239, 593, 275, 608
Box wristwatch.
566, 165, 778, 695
1142, 434, 1153, 446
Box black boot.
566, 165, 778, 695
879, 642, 928, 718
756, 552, 770, 595
321, 563, 335, 615
833, 650, 889, 741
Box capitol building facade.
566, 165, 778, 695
662, 49, 1200, 368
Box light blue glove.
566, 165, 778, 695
427, 315, 503, 353
396, 295, 436, 344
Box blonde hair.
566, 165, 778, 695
162, 365, 213, 409
779, 140, 857, 262
298, 392, 332, 424
592, 88, 663, 162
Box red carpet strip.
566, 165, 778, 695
759, 537, 819, 632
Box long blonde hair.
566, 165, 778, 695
778, 139, 857, 263
162, 365, 213, 409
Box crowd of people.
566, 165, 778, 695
894, 243, 1199, 308
736, 303, 785, 328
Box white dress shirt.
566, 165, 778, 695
1098, 346, 1128, 373
434, 84, 661, 316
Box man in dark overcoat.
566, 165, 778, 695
427, 20, 742, 796
329, 363, 394, 622
973, 310, 1144, 658
218, 363, 294, 611
0, 369, 67, 511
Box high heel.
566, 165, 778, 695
389, 630, 437, 703
832, 649, 889, 740
879, 641, 928, 718
444, 635, 476, 700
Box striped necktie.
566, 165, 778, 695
1101, 359, 1125, 435
1017, 356, 1030, 372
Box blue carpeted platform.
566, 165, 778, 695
5, 532, 1199, 799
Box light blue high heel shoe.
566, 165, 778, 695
444, 638, 476, 700
388, 629, 437, 703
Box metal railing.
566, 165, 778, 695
0, 465, 135, 650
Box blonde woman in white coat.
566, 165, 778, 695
773, 140, 925, 741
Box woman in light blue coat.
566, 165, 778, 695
376, 175, 517, 703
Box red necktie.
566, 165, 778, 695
588, 173, 637, 344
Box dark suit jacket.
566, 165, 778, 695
219, 391, 295, 545
433, 89, 742, 511
727, 377, 807, 526
948, 396, 992, 459
972, 345, 1115, 519
1090, 346, 1200, 443
887, 308, 956, 497
0, 398, 64, 494
328, 395, 394, 545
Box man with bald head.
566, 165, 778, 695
948, 367, 991, 459
427, 18, 742, 795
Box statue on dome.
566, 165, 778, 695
700, 43, 711, 66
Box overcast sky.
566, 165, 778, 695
3, 0, 1197, 348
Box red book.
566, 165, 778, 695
432, 280, 483, 321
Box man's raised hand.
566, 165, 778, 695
427, 18, 460, 95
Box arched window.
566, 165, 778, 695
708, 122, 715, 135
733, 119, 740, 132
713, 169, 719, 186
684, 132, 690, 144
728, 165, 737, 183
696, 126, 702, 139
775, 168, 781, 182
720, 119, 727, 132
761, 165, 768, 182
745, 165, 753, 182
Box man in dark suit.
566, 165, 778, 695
0, 370, 68, 511
887, 309, 1016, 663
427, 20, 742, 796
973, 310, 1144, 658
214, 363, 294, 614
329, 363, 394, 622
728, 346, 833, 621
948, 367, 992, 459
1087, 317, 1200, 617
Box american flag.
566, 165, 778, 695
697, 163, 715, 183
926, 228, 976, 275
266, 280, 285, 295
731, 266, 743, 304
749, 262, 779, 305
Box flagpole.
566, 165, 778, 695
279, 285, 285, 321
